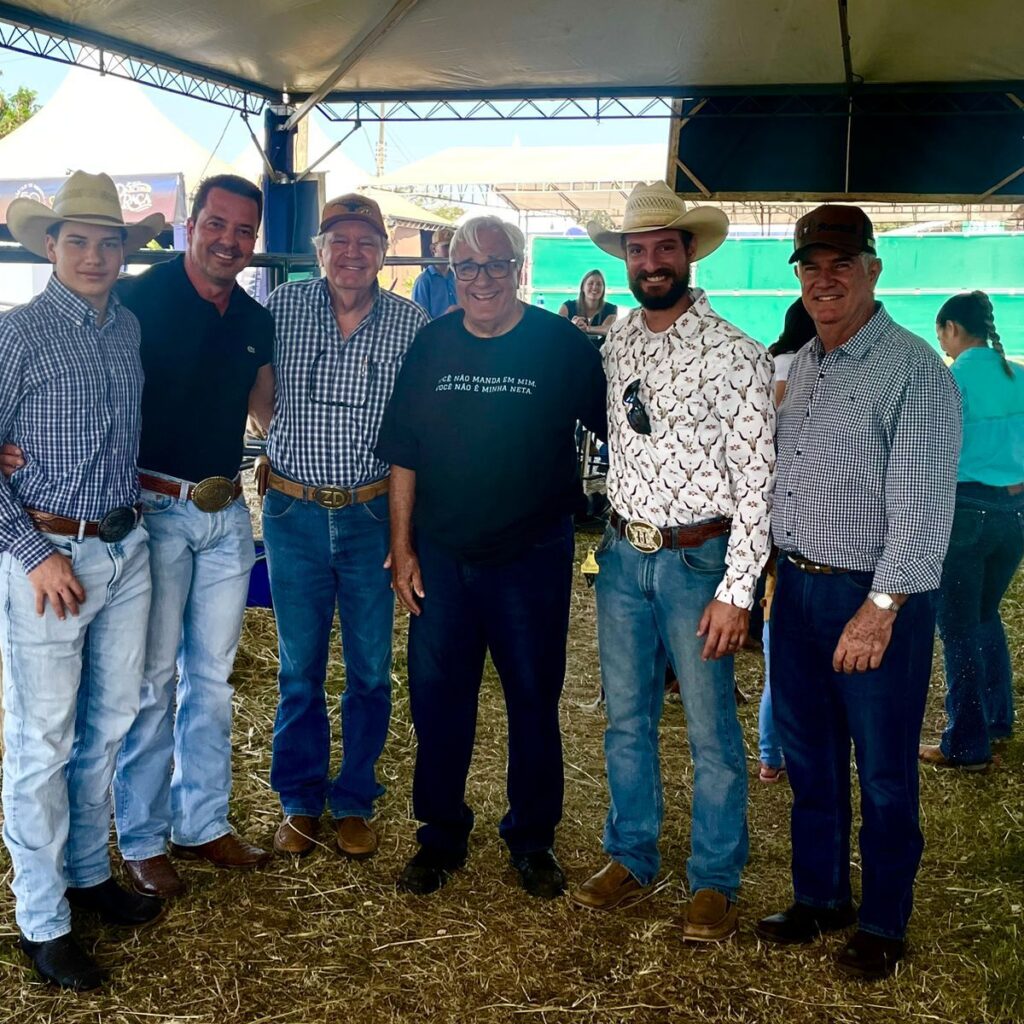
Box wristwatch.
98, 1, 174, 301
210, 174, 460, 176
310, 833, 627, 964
867, 590, 900, 613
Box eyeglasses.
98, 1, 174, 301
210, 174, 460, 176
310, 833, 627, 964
623, 379, 651, 435
451, 258, 517, 282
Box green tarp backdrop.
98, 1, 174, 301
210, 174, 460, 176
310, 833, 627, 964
529, 234, 1024, 356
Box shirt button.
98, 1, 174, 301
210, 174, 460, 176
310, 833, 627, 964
786, 531, 791, 536
787, 491, 792, 496
796, 450, 802, 456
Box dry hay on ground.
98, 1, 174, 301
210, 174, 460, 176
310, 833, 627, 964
1, 525, 1022, 1024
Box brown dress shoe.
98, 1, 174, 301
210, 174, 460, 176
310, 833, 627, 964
918, 743, 997, 773
334, 817, 378, 859
170, 833, 271, 869
123, 854, 185, 898
680, 888, 738, 942
570, 860, 650, 910
274, 815, 321, 856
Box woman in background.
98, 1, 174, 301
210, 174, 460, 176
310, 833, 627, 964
559, 269, 617, 338
920, 291, 1024, 771
759, 298, 817, 782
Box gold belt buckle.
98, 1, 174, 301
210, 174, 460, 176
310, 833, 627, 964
314, 486, 352, 510
625, 519, 663, 554
191, 476, 237, 513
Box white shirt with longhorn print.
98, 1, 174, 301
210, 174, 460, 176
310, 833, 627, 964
602, 289, 776, 609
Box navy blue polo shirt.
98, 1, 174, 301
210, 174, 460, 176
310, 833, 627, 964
118, 256, 274, 482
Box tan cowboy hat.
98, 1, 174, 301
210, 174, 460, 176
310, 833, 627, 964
587, 181, 729, 261
7, 170, 166, 259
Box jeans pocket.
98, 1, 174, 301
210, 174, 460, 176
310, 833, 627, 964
679, 532, 728, 575
262, 489, 297, 520
594, 523, 615, 558
837, 570, 874, 598
947, 506, 985, 550
361, 493, 389, 524
140, 492, 175, 515
42, 531, 75, 559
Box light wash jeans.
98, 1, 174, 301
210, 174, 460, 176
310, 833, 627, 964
595, 527, 749, 898
114, 491, 254, 856
263, 489, 393, 820
0, 527, 150, 942
758, 619, 784, 768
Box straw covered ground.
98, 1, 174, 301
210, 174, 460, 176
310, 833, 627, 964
1, 524, 1022, 1024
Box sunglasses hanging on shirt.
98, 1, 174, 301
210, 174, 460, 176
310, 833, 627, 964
623, 379, 652, 435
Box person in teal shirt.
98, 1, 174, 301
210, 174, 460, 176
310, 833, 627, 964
920, 291, 1024, 770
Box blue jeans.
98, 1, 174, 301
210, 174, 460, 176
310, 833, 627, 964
263, 489, 393, 819
758, 620, 784, 768
407, 518, 574, 857
595, 528, 748, 897
114, 491, 255, 856
937, 486, 1024, 765
1, 528, 150, 942
770, 558, 935, 939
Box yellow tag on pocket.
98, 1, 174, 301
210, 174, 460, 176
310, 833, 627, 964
581, 548, 599, 577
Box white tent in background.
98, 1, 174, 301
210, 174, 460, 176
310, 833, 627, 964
0, 67, 239, 204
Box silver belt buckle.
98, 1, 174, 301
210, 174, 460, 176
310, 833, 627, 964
191, 476, 236, 513
314, 486, 352, 510
625, 519, 663, 554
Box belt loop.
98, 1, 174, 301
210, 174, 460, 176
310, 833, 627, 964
77, 518, 86, 542
179, 479, 190, 502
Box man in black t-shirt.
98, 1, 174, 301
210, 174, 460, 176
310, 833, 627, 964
111, 177, 274, 894
377, 215, 606, 899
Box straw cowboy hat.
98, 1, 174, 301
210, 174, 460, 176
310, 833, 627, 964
7, 170, 166, 259
587, 181, 729, 261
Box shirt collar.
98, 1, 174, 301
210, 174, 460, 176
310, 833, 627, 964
636, 288, 711, 342
813, 301, 888, 361
42, 273, 122, 326
316, 276, 382, 325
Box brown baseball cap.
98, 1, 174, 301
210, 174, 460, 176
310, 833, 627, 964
319, 193, 387, 239
790, 204, 876, 263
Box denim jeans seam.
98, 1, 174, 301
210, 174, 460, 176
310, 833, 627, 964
172, 823, 232, 848
65, 867, 112, 889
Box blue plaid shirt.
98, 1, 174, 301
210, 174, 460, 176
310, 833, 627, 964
773, 304, 962, 593
266, 278, 428, 487
0, 275, 144, 572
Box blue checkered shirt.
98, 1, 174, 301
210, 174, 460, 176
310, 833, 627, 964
0, 275, 143, 572
266, 278, 428, 487
772, 304, 962, 593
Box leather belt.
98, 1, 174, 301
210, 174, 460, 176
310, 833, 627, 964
609, 511, 730, 553
1008, 483, 1024, 496
26, 505, 142, 543
139, 472, 243, 513
266, 470, 389, 510
786, 553, 851, 575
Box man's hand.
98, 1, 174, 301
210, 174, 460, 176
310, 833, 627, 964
0, 442, 25, 477
697, 599, 749, 661
385, 544, 425, 616
27, 552, 86, 619
832, 600, 896, 673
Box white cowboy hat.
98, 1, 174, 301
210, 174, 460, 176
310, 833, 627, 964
7, 169, 166, 259
587, 181, 729, 261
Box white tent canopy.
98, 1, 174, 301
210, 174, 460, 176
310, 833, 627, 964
0, 67, 238, 200
371, 144, 667, 214
0, 2, 1020, 100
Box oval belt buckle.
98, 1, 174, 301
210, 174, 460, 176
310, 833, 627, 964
97, 505, 137, 543
625, 519, 663, 554
314, 486, 351, 510
192, 476, 236, 513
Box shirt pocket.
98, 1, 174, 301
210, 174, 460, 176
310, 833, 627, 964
307, 346, 372, 408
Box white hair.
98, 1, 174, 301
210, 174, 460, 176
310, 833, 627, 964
451, 216, 526, 266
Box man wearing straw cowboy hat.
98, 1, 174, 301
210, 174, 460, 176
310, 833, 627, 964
2, 175, 276, 895
571, 182, 774, 942
0, 171, 164, 989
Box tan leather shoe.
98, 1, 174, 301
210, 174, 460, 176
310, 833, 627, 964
570, 860, 650, 910
273, 815, 320, 856
334, 816, 378, 859
170, 833, 271, 868
680, 888, 738, 942
123, 854, 185, 898
918, 743, 997, 773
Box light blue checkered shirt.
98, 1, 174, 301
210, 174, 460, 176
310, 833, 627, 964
0, 275, 143, 572
772, 304, 962, 593
266, 278, 428, 488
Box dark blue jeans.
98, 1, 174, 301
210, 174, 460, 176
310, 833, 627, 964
937, 485, 1024, 764
407, 518, 574, 858
770, 558, 936, 939
263, 490, 393, 820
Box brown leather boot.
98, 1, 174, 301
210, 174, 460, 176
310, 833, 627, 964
273, 815, 321, 856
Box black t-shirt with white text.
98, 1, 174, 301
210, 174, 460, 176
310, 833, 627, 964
376, 304, 606, 564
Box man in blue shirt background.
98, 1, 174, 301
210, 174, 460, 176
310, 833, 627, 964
412, 226, 458, 319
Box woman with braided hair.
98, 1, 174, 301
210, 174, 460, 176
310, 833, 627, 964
920, 291, 1024, 771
